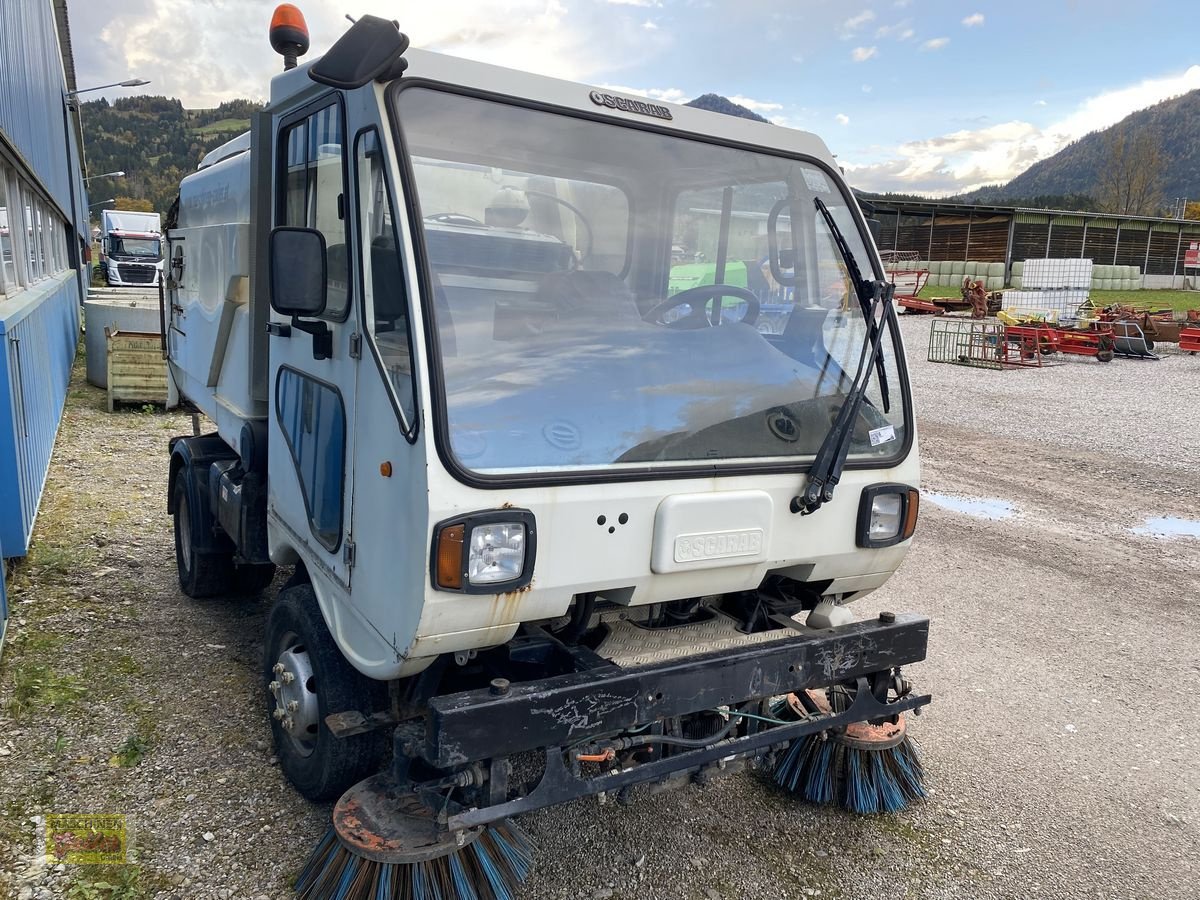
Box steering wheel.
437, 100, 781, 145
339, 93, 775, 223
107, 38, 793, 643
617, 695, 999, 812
644, 284, 761, 328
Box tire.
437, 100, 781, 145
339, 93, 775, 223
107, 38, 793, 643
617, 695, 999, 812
174, 467, 276, 598
264, 584, 389, 801
174, 473, 235, 598
1097, 350, 1114, 363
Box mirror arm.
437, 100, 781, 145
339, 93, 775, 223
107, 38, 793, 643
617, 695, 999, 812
290, 316, 333, 360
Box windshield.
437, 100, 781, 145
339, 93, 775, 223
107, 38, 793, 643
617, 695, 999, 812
392, 87, 907, 476
110, 237, 160, 259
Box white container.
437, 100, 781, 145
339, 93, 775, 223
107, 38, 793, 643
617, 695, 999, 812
84, 289, 162, 387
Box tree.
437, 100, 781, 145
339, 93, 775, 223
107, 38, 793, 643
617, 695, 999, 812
113, 196, 155, 213
1185, 201, 1200, 220
1095, 128, 1164, 216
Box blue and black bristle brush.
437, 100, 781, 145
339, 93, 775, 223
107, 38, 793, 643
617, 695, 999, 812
295, 822, 533, 900
771, 690, 926, 814
295, 775, 533, 900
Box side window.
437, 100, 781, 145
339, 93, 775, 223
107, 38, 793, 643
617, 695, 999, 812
355, 129, 417, 431
275, 368, 346, 550
279, 105, 351, 319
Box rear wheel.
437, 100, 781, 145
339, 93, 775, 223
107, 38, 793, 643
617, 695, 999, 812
264, 584, 389, 801
173, 474, 234, 598
1097, 349, 1114, 363
173, 467, 276, 598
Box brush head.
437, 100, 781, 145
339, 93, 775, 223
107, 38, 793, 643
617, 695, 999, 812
296, 774, 534, 900
771, 691, 926, 814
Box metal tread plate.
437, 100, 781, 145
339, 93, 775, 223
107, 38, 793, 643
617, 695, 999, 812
597, 612, 799, 668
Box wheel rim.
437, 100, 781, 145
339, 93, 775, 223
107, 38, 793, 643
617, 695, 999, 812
269, 631, 320, 757
178, 490, 193, 572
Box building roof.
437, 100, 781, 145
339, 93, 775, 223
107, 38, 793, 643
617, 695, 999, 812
860, 195, 1200, 228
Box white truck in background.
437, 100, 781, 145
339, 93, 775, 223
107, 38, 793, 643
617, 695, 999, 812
100, 208, 162, 286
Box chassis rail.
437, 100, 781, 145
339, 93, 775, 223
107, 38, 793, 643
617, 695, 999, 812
427, 612, 928, 768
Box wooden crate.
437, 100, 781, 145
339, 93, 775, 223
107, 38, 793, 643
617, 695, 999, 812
105, 328, 167, 412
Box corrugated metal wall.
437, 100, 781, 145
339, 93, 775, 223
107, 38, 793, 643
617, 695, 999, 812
0, 274, 80, 557
0, 0, 86, 566
0, 0, 80, 226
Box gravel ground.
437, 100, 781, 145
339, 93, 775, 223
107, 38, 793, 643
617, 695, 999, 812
1, 321, 1198, 900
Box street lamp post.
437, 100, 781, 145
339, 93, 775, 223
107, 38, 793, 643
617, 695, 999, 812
89, 198, 116, 208
66, 79, 151, 99
84, 171, 125, 183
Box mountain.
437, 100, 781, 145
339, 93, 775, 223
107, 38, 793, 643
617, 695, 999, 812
964, 88, 1200, 209
80, 96, 263, 215
685, 94, 770, 123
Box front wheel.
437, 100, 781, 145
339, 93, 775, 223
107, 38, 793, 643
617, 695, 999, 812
264, 584, 389, 801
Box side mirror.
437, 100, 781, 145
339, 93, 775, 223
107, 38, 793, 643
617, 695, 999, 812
270, 226, 327, 317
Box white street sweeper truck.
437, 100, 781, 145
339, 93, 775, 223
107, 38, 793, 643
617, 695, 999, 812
162, 8, 930, 898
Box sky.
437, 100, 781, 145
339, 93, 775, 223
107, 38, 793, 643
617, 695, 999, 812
65, 0, 1200, 197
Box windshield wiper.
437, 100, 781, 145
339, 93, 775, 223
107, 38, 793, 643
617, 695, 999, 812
790, 198, 894, 516
814, 197, 890, 414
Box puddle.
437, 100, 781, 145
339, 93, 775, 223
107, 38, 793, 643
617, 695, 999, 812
924, 492, 1017, 520
1129, 517, 1200, 539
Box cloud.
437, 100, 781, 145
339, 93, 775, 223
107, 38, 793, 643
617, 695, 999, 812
603, 0, 661, 5
66, 0, 663, 107
876, 21, 915, 40
1034, 99, 1048, 106
962, 13, 985, 27
836, 114, 851, 125
862, 84, 873, 93
852, 46, 878, 62
843, 63, 1200, 196
921, 37, 950, 51
599, 84, 690, 105
843, 11, 877, 32
642, 19, 658, 29
727, 95, 784, 113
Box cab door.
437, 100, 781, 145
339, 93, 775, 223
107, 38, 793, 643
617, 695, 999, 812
267, 98, 360, 589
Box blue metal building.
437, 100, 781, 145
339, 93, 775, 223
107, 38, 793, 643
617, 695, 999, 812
0, 0, 90, 651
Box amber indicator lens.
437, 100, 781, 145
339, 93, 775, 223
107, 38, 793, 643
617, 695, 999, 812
903, 489, 920, 540
435, 524, 465, 589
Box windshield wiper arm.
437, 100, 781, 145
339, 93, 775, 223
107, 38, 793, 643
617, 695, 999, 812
791, 199, 894, 516
813, 196, 890, 414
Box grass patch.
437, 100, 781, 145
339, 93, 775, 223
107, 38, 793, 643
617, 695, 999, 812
66, 865, 159, 900
921, 283, 1199, 312
189, 117, 249, 136
111, 734, 151, 769
2, 631, 94, 720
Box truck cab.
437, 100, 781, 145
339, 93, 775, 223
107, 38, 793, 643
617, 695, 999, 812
100, 209, 162, 286
163, 13, 927, 872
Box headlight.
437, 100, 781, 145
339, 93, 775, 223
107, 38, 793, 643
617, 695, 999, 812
856, 484, 919, 548
432, 509, 536, 593
469, 522, 525, 584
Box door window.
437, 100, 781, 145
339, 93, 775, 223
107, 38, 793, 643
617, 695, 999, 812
279, 104, 351, 319
355, 129, 417, 432
275, 368, 347, 551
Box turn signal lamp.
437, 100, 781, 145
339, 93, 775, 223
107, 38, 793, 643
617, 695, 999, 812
270, 4, 310, 70
857, 485, 919, 548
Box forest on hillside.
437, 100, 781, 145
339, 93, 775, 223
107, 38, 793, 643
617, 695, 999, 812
80, 96, 263, 215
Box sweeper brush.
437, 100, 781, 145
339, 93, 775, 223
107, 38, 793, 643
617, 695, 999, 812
772, 690, 926, 814
295, 775, 533, 900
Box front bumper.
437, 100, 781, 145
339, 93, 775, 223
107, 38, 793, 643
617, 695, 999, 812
411, 612, 931, 829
